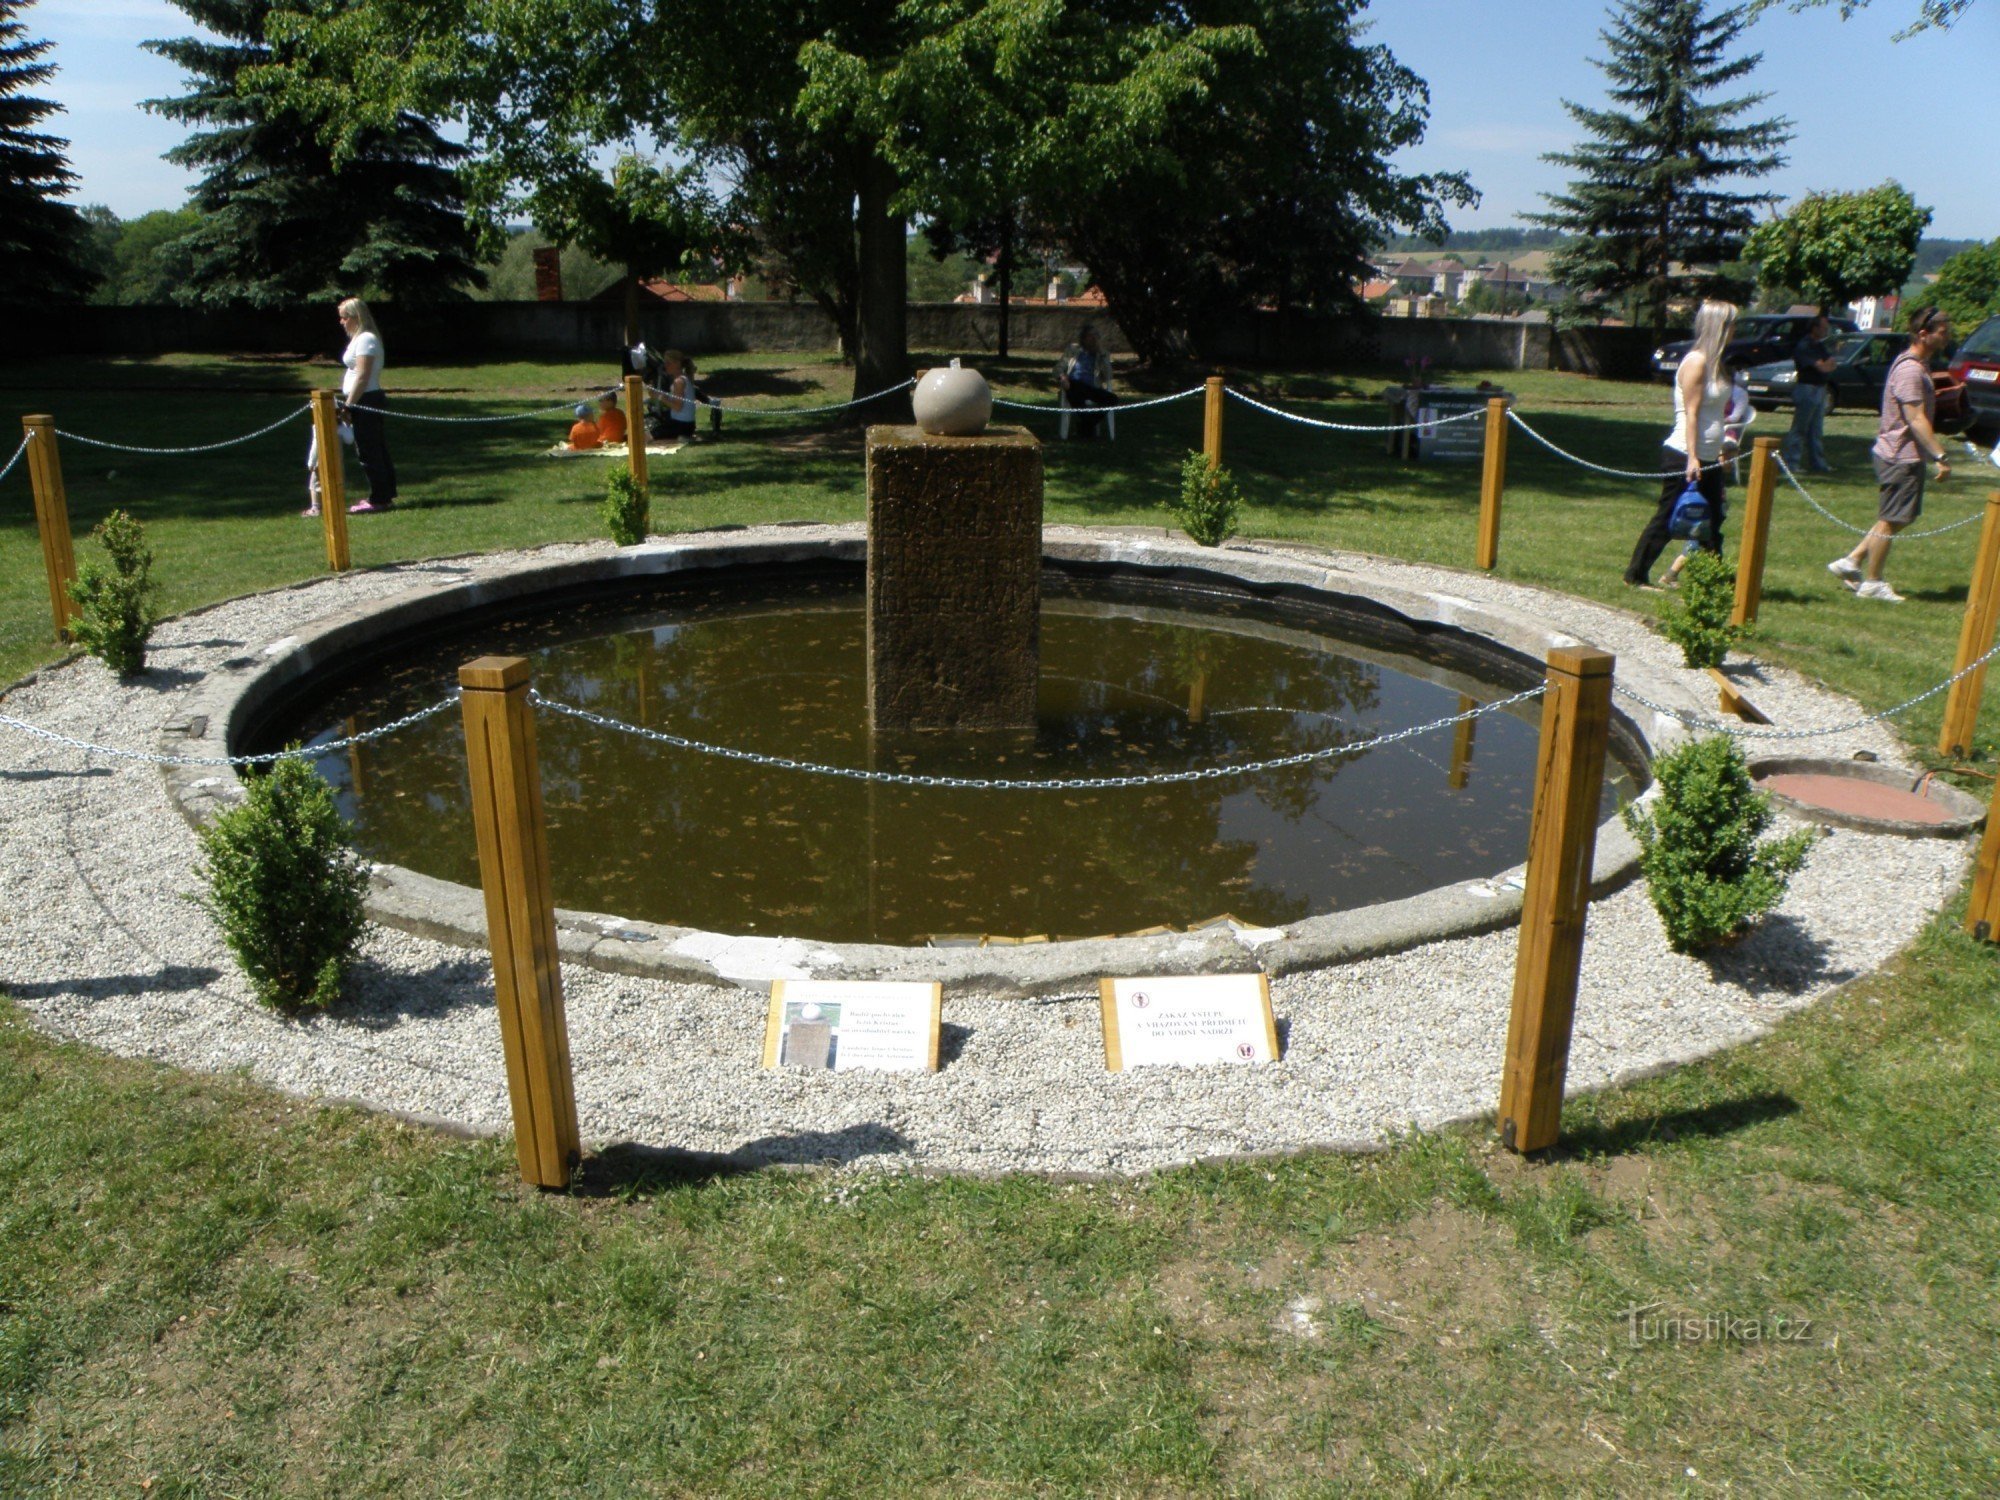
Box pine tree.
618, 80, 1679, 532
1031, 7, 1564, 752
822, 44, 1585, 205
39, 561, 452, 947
1531, 1, 1790, 341
144, 0, 481, 308
0, 0, 99, 305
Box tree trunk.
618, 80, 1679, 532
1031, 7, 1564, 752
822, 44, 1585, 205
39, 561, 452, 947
997, 215, 1012, 360
852, 153, 910, 418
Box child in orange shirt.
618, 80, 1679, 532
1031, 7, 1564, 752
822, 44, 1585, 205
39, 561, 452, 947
595, 391, 628, 445
567, 403, 601, 450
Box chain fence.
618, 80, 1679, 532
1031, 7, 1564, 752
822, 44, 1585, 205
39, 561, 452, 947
54, 405, 312, 455
1774, 451, 1986, 541
645, 378, 916, 417
0, 432, 27, 486
1504, 409, 1736, 479
0, 697, 458, 769
529, 685, 1548, 790
375, 398, 584, 425
992, 386, 1206, 415
1226, 387, 1491, 434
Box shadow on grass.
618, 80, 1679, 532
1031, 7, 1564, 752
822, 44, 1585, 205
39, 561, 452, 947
1555, 1091, 1801, 1159
577, 1121, 915, 1194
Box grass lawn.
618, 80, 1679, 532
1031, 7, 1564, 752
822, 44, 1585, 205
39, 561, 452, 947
2, 350, 1998, 1494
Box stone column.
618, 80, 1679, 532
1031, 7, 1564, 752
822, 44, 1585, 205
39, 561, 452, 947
865, 424, 1043, 733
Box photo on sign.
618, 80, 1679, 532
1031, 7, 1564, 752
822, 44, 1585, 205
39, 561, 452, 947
775, 999, 842, 1070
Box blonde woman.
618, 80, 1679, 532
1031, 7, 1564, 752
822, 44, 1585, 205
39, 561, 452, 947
1625, 299, 1738, 588
337, 297, 398, 513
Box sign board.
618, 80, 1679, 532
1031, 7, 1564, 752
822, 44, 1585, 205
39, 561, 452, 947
1098, 974, 1280, 1071
1415, 390, 1500, 462
762, 980, 942, 1073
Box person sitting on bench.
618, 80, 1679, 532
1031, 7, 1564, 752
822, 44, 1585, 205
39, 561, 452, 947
1057, 324, 1118, 439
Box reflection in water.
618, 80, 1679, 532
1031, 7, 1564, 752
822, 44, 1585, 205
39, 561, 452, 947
261, 573, 1632, 945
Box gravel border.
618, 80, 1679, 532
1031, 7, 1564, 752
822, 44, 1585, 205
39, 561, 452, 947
0, 528, 1971, 1175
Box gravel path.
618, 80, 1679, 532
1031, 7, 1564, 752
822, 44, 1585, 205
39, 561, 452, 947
0, 530, 1971, 1175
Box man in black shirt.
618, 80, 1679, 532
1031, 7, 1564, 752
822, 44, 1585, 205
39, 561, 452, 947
1783, 312, 1837, 472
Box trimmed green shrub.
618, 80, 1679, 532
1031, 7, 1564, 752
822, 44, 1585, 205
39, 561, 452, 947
66, 509, 157, 676
604, 468, 650, 546
197, 756, 368, 1014
1659, 549, 1741, 669
1623, 736, 1816, 952
1165, 451, 1243, 547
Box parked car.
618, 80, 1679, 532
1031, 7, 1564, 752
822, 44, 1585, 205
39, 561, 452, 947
1654, 312, 1858, 380
1741, 331, 1919, 412
1948, 314, 2000, 444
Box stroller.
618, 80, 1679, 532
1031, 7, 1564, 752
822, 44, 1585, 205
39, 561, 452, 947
620, 343, 723, 440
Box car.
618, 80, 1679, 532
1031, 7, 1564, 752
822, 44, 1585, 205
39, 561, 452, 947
1948, 314, 2000, 444
1741, 331, 1920, 413
1653, 312, 1859, 380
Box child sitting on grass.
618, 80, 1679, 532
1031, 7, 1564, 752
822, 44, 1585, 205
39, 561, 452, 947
595, 391, 628, 446
567, 403, 601, 451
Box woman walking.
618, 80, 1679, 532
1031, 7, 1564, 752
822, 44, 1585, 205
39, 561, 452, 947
338, 298, 398, 513
1625, 300, 1737, 589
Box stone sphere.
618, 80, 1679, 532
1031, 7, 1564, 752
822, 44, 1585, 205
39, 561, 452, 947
913, 360, 993, 436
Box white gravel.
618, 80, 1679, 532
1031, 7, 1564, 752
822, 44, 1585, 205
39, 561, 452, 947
0, 531, 1972, 1174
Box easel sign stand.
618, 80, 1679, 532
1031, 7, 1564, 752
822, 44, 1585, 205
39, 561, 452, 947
1099, 974, 1279, 1071
762, 980, 943, 1073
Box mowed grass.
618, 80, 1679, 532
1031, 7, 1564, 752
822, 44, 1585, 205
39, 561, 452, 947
2, 349, 1999, 1494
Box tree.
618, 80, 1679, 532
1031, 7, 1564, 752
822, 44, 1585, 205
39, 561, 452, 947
0, 0, 99, 305
1744, 181, 1930, 313
1927, 240, 2000, 332
144, 0, 481, 308
1530, 1, 1791, 342
1748, 0, 1973, 37
80, 206, 203, 304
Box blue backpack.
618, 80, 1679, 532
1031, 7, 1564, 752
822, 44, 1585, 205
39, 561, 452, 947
1667, 483, 1712, 542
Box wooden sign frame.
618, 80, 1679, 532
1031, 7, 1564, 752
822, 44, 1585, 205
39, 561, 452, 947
1098, 974, 1279, 1072
762, 979, 944, 1072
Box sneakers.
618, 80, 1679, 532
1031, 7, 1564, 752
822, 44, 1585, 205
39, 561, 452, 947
1855, 579, 1904, 602
347, 499, 393, 514
1827, 556, 1863, 587
301, 505, 320, 517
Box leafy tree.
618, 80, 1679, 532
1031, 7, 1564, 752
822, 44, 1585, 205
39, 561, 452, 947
80, 207, 203, 305
1927, 240, 2000, 333
1748, 0, 1973, 37
144, 0, 481, 307
0, 0, 99, 305
1530, 1, 1790, 342
472, 228, 621, 303
1744, 181, 1930, 312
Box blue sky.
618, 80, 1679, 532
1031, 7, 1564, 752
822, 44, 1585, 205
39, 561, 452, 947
25, 0, 2000, 241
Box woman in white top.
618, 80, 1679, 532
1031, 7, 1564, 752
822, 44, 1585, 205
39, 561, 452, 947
338, 297, 398, 513
654, 349, 700, 442
1625, 299, 1738, 588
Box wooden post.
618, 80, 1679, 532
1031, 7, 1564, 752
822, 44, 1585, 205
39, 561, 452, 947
1448, 693, 1477, 789
459, 656, 580, 1190
1937, 491, 2000, 759
624, 373, 649, 495
1967, 798, 2000, 943
1730, 436, 1780, 627
21, 416, 78, 639
309, 390, 351, 573
1497, 647, 1615, 1155
1475, 397, 1508, 570
1203, 374, 1225, 471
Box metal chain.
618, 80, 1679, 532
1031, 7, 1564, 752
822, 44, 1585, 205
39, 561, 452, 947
1614, 636, 2000, 740
0, 432, 27, 485
54, 405, 311, 455
1506, 409, 1731, 479
645, 378, 916, 417
530, 684, 1547, 790
1226, 387, 1492, 434
992, 386, 1206, 414
0, 695, 458, 769
376, 399, 583, 425
1774, 451, 1984, 541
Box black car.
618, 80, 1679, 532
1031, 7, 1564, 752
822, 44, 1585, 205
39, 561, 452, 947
1654, 312, 1859, 380
1741, 331, 1919, 412
1947, 314, 2000, 444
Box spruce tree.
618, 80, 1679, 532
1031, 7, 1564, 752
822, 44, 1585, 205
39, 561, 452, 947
1531, 1, 1790, 341
144, 0, 481, 307
0, 0, 99, 305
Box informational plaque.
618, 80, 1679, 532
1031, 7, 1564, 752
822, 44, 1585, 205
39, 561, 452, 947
762, 980, 942, 1073
1099, 974, 1280, 1072
1416, 389, 1508, 462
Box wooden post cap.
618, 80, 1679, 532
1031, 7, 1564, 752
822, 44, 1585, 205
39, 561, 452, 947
1546, 647, 1615, 679
459, 656, 532, 692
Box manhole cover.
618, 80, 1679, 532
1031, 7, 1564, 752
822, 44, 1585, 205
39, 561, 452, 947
1750, 757, 1984, 838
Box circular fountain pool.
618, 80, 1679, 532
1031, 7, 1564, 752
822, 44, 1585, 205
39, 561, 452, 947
234, 540, 1644, 955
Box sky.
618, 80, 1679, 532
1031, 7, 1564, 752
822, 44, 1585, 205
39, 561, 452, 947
21, 0, 2000, 241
